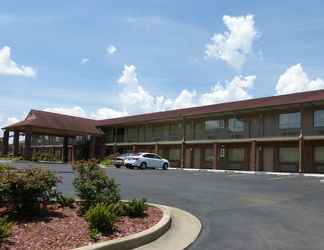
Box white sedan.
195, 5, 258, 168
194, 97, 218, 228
124, 153, 169, 170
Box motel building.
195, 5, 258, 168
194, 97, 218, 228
3, 89, 324, 173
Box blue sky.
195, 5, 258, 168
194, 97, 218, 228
1, 0, 324, 131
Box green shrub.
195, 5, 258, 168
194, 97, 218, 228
89, 227, 101, 242
0, 217, 13, 243
0, 168, 60, 215
107, 201, 127, 217
73, 161, 120, 211
85, 202, 117, 234
0, 164, 9, 173
125, 198, 147, 217
56, 194, 75, 208
100, 158, 112, 166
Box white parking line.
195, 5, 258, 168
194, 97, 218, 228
268, 176, 297, 181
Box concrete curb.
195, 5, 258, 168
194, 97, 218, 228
135, 206, 202, 250
73, 203, 171, 250
169, 167, 324, 178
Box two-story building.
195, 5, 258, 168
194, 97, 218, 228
3, 89, 324, 173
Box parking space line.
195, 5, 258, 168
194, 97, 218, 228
268, 176, 297, 181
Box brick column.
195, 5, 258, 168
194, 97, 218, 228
2, 130, 9, 156
89, 136, 96, 159
154, 143, 159, 154
181, 142, 185, 168
62, 136, 69, 163
132, 144, 137, 153
298, 136, 303, 173
24, 132, 32, 160
71, 145, 75, 164
249, 141, 257, 171
213, 143, 220, 169
13, 131, 20, 156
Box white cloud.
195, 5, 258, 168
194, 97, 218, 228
0, 46, 36, 77
205, 15, 257, 70
81, 58, 89, 64
116, 64, 255, 113
107, 45, 117, 55
0, 116, 20, 137
172, 89, 197, 109
199, 75, 256, 105
43, 106, 88, 118
91, 108, 127, 120
276, 64, 324, 95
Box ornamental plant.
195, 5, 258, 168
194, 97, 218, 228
125, 198, 147, 217
73, 160, 120, 211
85, 202, 118, 237
0, 167, 60, 215
0, 217, 12, 243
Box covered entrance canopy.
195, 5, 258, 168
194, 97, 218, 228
1, 110, 104, 162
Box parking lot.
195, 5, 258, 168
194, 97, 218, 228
11, 162, 324, 250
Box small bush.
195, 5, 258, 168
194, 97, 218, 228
100, 158, 112, 166
125, 198, 147, 217
85, 203, 117, 234
0, 168, 60, 215
107, 201, 127, 217
73, 161, 120, 211
56, 194, 75, 208
0, 217, 13, 243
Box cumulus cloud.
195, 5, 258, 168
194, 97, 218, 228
0, 46, 36, 77
43, 106, 88, 118
116, 64, 255, 113
199, 75, 256, 105
205, 15, 257, 70
0, 116, 20, 137
91, 108, 127, 120
107, 45, 117, 55
81, 58, 89, 64
276, 64, 324, 95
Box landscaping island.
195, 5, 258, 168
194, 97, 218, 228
0, 161, 164, 250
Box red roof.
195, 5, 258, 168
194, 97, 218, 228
96, 89, 324, 126
4, 110, 103, 136
4, 89, 324, 132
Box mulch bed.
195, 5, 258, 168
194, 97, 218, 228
1, 205, 163, 250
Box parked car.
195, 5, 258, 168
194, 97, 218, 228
112, 153, 134, 168
124, 152, 169, 170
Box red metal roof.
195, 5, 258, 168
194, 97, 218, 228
4, 110, 103, 136
96, 89, 324, 127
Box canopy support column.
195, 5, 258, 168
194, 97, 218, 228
2, 130, 9, 156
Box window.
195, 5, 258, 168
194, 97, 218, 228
204, 148, 214, 162
314, 146, 324, 163
279, 147, 299, 163
220, 146, 225, 159
314, 110, 324, 128
169, 148, 181, 161
228, 148, 245, 162
228, 118, 244, 132
205, 120, 225, 132
279, 112, 301, 129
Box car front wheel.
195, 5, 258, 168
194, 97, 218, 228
162, 163, 168, 170
140, 162, 147, 169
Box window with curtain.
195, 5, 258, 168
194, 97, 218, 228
228, 148, 245, 162
279, 147, 299, 163
205, 120, 225, 132
314, 146, 324, 163
279, 112, 301, 129
228, 118, 245, 132
314, 110, 324, 128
